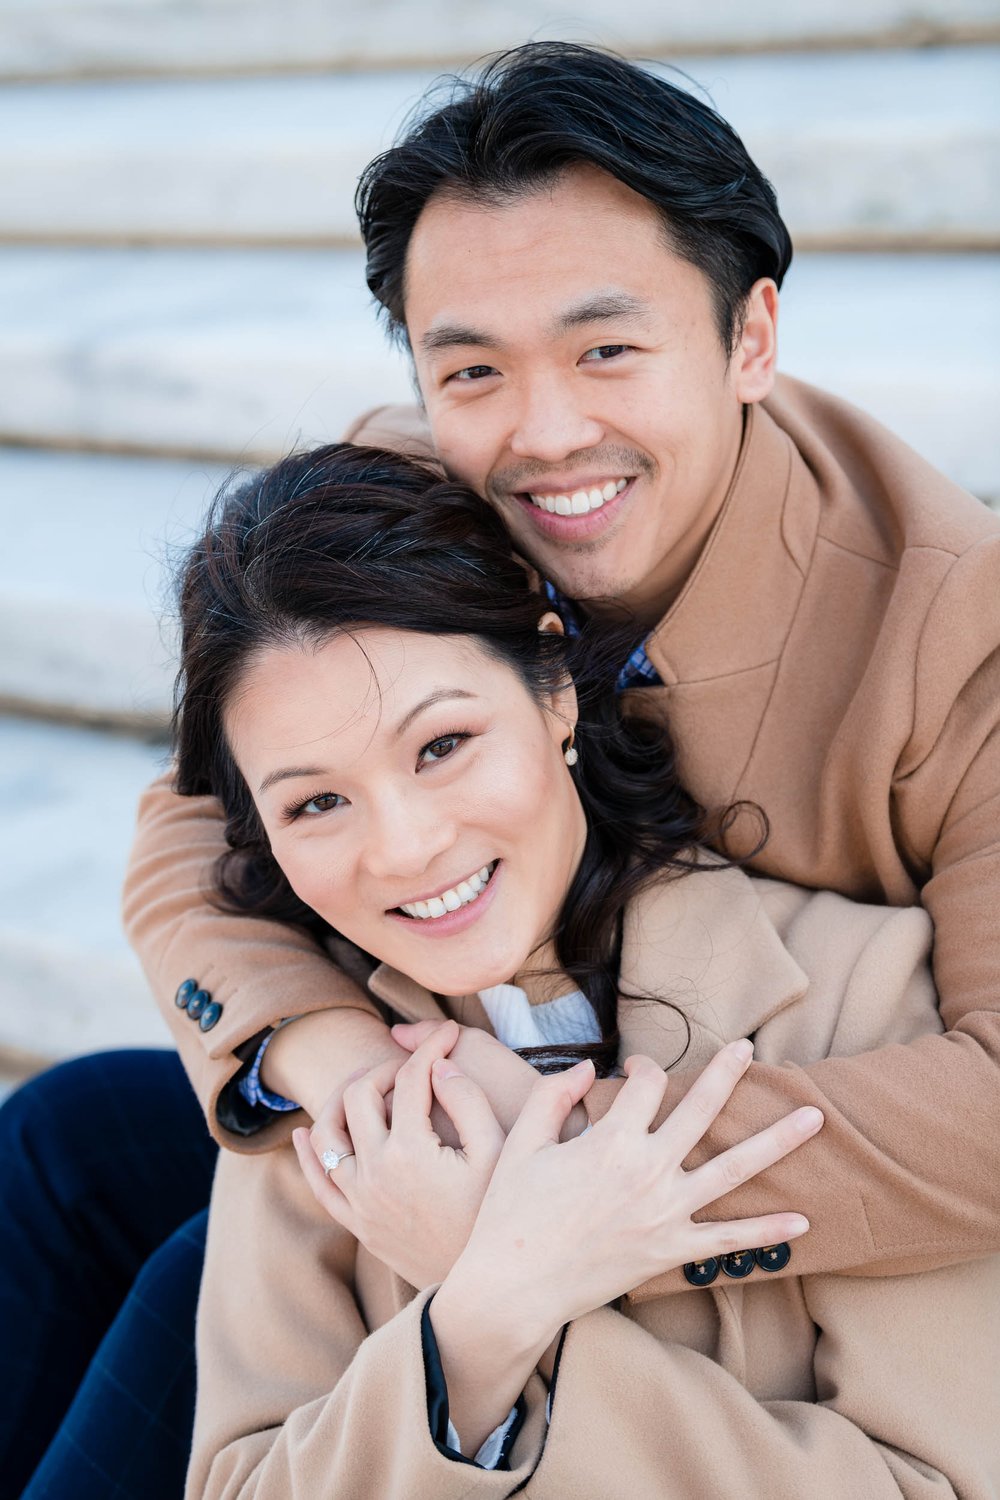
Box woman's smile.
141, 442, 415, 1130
388, 859, 502, 938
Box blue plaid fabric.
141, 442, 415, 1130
241, 1029, 299, 1113
543, 580, 662, 692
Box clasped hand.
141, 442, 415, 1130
293, 1019, 822, 1316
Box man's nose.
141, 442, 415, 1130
509, 375, 604, 463
362, 788, 457, 882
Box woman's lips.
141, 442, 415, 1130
387, 860, 502, 939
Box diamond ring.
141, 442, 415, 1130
320, 1148, 355, 1176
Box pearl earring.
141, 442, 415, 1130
563, 730, 578, 767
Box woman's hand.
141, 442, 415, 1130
392, 1019, 588, 1140
293, 1020, 505, 1289
435, 1040, 823, 1351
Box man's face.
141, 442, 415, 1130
404, 164, 776, 622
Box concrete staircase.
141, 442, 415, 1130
2, 0, 998, 1087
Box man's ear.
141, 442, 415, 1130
538, 611, 579, 746
732, 278, 779, 405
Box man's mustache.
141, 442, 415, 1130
487, 446, 655, 499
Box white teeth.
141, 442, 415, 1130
528, 479, 629, 516
399, 863, 496, 921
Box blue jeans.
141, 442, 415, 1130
0, 1050, 216, 1499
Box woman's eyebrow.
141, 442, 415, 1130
394, 688, 478, 738
258, 764, 326, 795
257, 689, 478, 793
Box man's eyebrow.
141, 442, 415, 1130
419, 293, 650, 356
553, 291, 651, 332
419, 323, 505, 356
395, 687, 478, 738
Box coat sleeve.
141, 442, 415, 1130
519, 1261, 999, 1500
587, 534, 1000, 1288
122, 770, 381, 1151
186, 1149, 550, 1500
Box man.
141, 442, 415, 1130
5, 41, 998, 1494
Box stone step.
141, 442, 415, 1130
0, 714, 172, 1064
2, 48, 997, 248
3, 0, 997, 80
0, 246, 996, 493
0, 447, 229, 725
0, 245, 414, 460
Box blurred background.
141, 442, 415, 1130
1, 0, 998, 1093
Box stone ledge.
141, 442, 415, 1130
0, 247, 994, 491
2, 0, 998, 80
0, 49, 997, 244
0, 714, 171, 1060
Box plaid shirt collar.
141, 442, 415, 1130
543, 581, 661, 693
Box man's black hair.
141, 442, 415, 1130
356, 41, 793, 354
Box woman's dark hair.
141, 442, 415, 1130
357, 41, 792, 355
173, 442, 750, 1075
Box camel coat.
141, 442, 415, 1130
123, 374, 1000, 1295
187, 866, 999, 1499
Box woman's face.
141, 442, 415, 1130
225, 625, 586, 996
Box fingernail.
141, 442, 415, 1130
433, 1059, 462, 1081
796, 1107, 824, 1133
733, 1039, 754, 1064
787, 1215, 810, 1236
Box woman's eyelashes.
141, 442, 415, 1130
282, 790, 345, 821
417, 730, 471, 767
280, 730, 473, 821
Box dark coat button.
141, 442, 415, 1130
720, 1250, 755, 1279
175, 978, 198, 1008
199, 1001, 223, 1032
186, 988, 210, 1021
754, 1242, 792, 1272
683, 1258, 720, 1287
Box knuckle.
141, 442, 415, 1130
719, 1153, 746, 1188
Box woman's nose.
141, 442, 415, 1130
361, 788, 457, 882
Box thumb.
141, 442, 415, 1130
391, 1019, 451, 1054
506, 1059, 595, 1155
431, 1059, 505, 1160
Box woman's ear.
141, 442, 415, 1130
538, 612, 578, 748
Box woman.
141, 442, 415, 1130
176, 443, 996, 1497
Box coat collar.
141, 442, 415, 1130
644, 389, 821, 689
364, 860, 809, 1073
